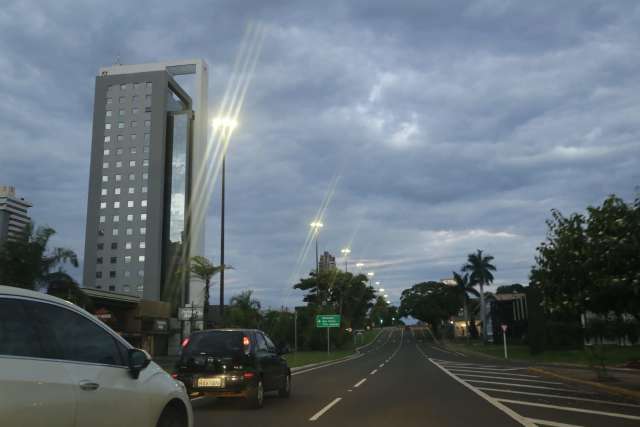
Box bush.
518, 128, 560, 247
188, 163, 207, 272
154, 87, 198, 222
546, 321, 583, 349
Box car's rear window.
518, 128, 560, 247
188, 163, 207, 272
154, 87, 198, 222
183, 331, 244, 358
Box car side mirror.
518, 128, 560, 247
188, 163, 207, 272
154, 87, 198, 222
128, 348, 151, 379
277, 345, 290, 355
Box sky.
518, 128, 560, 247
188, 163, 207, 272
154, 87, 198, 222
1, 0, 639, 309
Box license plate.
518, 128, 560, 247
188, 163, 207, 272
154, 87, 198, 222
198, 377, 224, 388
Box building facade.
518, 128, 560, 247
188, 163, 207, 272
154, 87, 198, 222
319, 251, 336, 272
0, 186, 32, 242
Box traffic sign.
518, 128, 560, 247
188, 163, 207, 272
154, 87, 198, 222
501, 324, 508, 332
178, 307, 204, 321
315, 314, 341, 328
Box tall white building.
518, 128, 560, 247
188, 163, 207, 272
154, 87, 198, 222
0, 186, 32, 242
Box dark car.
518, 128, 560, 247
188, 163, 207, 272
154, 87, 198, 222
173, 329, 291, 408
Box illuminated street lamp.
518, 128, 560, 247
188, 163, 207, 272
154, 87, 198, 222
355, 262, 364, 269
212, 116, 238, 322
310, 221, 324, 274
340, 248, 351, 272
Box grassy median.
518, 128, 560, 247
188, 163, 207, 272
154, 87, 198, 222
284, 328, 382, 368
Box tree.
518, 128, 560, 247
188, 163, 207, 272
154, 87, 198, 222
452, 271, 480, 338
188, 256, 223, 326
462, 250, 496, 342
46, 272, 91, 309
227, 290, 262, 328
0, 223, 78, 291
399, 281, 461, 338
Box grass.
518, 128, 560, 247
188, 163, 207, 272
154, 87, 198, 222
445, 340, 640, 367
284, 328, 382, 368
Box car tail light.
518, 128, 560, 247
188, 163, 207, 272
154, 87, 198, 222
243, 372, 255, 380
181, 338, 190, 348
243, 335, 250, 355
171, 373, 178, 379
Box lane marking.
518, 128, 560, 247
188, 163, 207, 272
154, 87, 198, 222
464, 380, 575, 391
525, 418, 583, 427
455, 374, 562, 384
370, 369, 378, 375
477, 387, 640, 408
379, 363, 385, 368
449, 368, 538, 378
497, 398, 640, 421
347, 389, 352, 392
354, 378, 367, 388
426, 356, 534, 426
292, 353, 365, 376
309, 397, 342, 421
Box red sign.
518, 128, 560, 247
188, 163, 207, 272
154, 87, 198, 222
501, 324, 508, 332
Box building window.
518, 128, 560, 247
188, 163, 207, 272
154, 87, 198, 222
101, 188, 107, 196
103, 149, 110, 156
142, 173, 148, 180
143, 160, 149, 167
120, 84, 127, 91
104, 135, 111, 143
127, 201, 134, 208
126, 228, 133, 236
127, 214, 133, 222
140, 227, 146, 235
129, 160, 136, 167
113, 215, 119, 223
102, 162, 109, 169
119, 109, 125, 116
109, 271, 116, 278
125, 242, 132, 249
144, 133, 150, 144
133, 95, 139, 103
119, 96, 125, 103
123, 285, 130, 292
114, 187, 121, 195
140, 213, 147, 221
112, 229, 119, 236
128, 187, 134, 194
117, 122, 125, 129
116, 147, 123, 155
111, 242, 118, 249
138, 270, 144, 278
97, 243, 104, 250
132, 107, 139, 114
99, 215, 106, 223
95, 285, 102, 289
110, 256, 117, 264
113, 201, 120, 208
137, 284, 143, 291
106, 97, 112, 105
143, 146, 150, 154
129, 173, 135, 181
130, 147, 137, 154
145, 95, 151, 106
115, 161, 122, 168
115, 174, 122, 182
141, 200, 147, 207
131, 121, 137, 128
105, 123, 111, 130
124, 255, 131, 264
96, 271, 102, 279
106, 110, 112, 118
124, 271, 131, 278
139, 241, 146, 249
100, 202, 106, 210
146, 82, 152, 90
108, 285, 116, 292
131, 134, 137, 142
144, 120, 151, 128
98, 228, 104, 236
97, 257, 103, 264
138, 255, 145, 263
141, 186, 147, 193
117, 135, 124, 142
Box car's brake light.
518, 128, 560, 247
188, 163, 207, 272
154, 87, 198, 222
242, 336, 250, 346
181, 338, 190, 348
243, 372, 255, 380
171, 373, 178, 379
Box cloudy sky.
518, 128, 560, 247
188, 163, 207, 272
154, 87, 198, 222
2, 1, 639, 309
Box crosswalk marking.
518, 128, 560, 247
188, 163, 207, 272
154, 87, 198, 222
498, 398, 640, 421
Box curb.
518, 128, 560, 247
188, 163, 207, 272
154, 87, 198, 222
355, 329, 384, 353
529, 367, 640, 402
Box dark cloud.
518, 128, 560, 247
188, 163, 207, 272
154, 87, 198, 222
1, 0, 639, 308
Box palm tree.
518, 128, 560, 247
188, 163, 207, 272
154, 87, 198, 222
0, 223, 78, 290
452, 271, 479, 339
462, 250, 496, 342
229, 290, 262, 328
189, 256, 223, 327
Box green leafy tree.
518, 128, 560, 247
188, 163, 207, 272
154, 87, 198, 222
46, 272, 91, 309
399, 281, 461, 338
452, 271, 480, 338
0, 223, 78, 291
462, 250, 496, 342
227, 290, 262, 328
188, 256, 223, 325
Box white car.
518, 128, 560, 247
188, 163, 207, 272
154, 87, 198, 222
0, 285, 193, 427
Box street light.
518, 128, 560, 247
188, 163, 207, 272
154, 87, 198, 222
378, 288, 385, 292
310, 221, 323, 274
355, 262, 364, 269
212, 116, 238, 323
340, 248, 351, 272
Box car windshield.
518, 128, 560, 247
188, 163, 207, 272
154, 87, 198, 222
182, 331, 244, 358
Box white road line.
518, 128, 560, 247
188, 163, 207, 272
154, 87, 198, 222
347, 389, 352, 392
425, 354, 535, 426
428, 345, 456, 355
449, 368, 538, 378
439, 362, 525, 371
478, 387, 640, 408
455, 374, 561, 384
354, 378, 367, 388
309, 397, 342, 421
497, 398, 640, 421
379, 363, 385, 368
525, 418, 583, 427
370, 369, 378, 375
292, 353, 365, 376
465, 380, 575, 391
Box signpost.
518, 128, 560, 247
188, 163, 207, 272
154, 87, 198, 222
501, 324, 508, 359
316, 314, 341, 356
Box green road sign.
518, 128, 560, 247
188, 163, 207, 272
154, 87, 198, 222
315, 314, 341, 328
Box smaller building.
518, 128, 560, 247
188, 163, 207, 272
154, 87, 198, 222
319, 251, 336, 272
0, 186, 32, 242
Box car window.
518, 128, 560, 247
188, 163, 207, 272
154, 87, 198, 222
263, 334, 276, 352
24, 300, 126, 366
255, 332, 268, 352
0, 298, 43, 358
182, 331, 244, 358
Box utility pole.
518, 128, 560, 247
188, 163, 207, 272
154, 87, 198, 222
220, 155, 226, 322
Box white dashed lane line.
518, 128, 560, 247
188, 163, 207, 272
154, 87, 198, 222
309, 398, 343, 422
353, 378, 367, 388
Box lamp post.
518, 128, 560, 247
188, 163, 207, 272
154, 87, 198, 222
212, 116, 238, 323
310, 221, 323, 274
340, 248, 351, 272
367, 271, 374, 289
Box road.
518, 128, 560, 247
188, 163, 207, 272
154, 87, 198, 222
192, 327, 640, 426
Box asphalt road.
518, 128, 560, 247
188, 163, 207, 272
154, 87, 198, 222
191, 328, 640, 427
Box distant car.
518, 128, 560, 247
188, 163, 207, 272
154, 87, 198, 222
174, 329, 291, 409
0, 286, 192, 427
